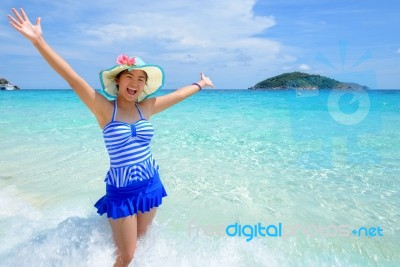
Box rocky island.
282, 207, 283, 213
249, 72, 368, 90
0, 78, 20, 90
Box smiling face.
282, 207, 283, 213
115, 69, 148, 101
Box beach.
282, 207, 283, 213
0, 89, 399, 266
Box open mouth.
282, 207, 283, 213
127, 87, 138, 96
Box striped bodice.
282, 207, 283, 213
102, 101, 159, 187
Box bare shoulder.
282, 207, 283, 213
137, 98, 156, 119
96, 96, 115, 128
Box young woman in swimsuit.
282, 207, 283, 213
8, 8, 214, 267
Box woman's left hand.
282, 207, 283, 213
199, 72, 215, 89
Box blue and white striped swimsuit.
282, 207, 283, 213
103, 101, 159, 187
95, 100, 167, 219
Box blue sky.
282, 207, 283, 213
1, 0, 399, 89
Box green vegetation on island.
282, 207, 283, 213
249, 72, 368, 90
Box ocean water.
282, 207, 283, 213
0, 89, 399, 267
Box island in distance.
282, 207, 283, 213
249, 72, 369, 90
0, 78, 20, 90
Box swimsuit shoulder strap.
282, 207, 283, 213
111, 100, 117, 121
135, 102, 145, 120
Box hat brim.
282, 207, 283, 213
100, 64, 164, 102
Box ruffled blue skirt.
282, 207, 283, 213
94, 172, 167, 219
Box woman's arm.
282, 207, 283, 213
8, 8, 111, 122
148, 72, 214, 115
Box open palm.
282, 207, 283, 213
200, 72, 215, 88
8, 8, 42, 43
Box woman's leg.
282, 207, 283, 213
137, 208, 157, 237
108, 216, 138, 267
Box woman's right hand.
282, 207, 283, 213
8, 8, 43, 44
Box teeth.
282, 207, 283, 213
127, 88, 137, 95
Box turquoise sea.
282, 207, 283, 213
0, 89, 399, 267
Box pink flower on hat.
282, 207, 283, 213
116, 54, 136, 66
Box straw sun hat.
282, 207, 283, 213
99, 54, 165, 102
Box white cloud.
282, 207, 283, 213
299, 64, 311, 71
84, 4, 274, 45
69, 0, 293, 88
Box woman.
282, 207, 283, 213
8, 8, 214, 267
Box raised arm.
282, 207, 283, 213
149, 72, 214, 115
8, 8, 111, 122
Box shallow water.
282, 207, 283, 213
0, 89, 399, 266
